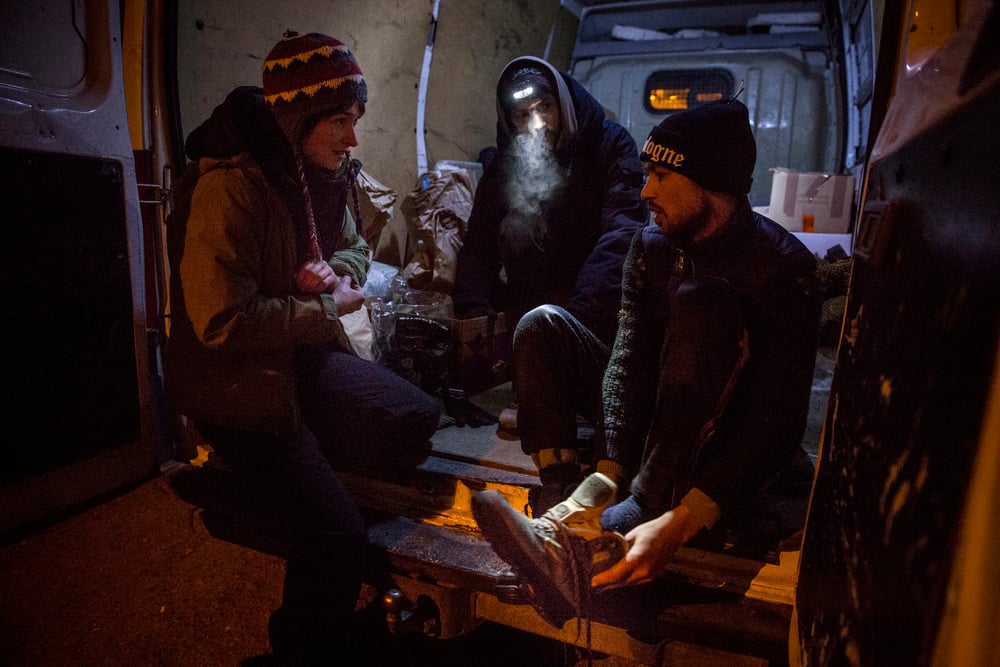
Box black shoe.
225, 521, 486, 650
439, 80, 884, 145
772, 447, 816, 495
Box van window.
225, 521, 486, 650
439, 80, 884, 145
644, 69, 733, 112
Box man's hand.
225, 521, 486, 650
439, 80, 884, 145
295, 260, 338, 294
591, 504, 702, 590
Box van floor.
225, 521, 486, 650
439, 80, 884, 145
0, 349, 834, 666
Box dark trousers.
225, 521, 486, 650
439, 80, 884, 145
512, 305, 610, 460
198, 348, 440, 663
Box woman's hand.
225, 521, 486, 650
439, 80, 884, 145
330, 274, 365, 315
295, 260, 338, 294
295, 262, 364, 314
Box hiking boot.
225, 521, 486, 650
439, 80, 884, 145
471, 472, 628, 626
528, 462, 584, 517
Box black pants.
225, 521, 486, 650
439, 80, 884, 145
512, 304, 609, 460
198, 348, 440, 663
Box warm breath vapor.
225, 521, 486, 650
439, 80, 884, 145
505, 125, 567, 218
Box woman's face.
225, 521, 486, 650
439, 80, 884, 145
301, 101, 363, 171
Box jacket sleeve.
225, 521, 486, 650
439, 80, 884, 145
181, 164, 350, 353
566, 122, 647, 344
602, 230, 660, 473
691, 264, 821, 511
328, 204, 370, 287
452, 162, 505, 317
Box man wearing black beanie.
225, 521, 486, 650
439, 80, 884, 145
471, 97, 822, 625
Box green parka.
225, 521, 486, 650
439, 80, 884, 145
165, 87, 369, 433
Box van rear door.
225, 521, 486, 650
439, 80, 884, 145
0, 1, 158, 534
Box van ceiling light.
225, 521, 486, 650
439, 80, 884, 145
512, 85, 534, 101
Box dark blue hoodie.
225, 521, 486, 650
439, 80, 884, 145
452, 57, 647, 345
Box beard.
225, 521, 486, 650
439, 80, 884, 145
504, 127, 567, 218
660, 192, 714, 247
668, 210, 711, 246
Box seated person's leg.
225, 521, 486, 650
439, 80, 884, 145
197, 423, 371, 662
514, 305, 609, 513
294, 347, 441, 474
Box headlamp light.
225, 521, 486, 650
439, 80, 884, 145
512, 85, 534, 101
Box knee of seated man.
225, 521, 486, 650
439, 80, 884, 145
514, 304, 572, 346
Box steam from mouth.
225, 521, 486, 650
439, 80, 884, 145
505, 125, 567, 218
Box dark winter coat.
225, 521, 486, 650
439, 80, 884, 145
604, 203, 821, 512
452, 58, 647, 345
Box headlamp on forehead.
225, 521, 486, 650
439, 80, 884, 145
512, 85, 534, 101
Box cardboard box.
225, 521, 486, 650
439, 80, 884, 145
767, 168, 855, 233
450, 311, 515, 395
753, 208, 852, 258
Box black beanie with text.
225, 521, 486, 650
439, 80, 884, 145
640, 100, 756, 195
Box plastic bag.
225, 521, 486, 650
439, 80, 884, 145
370, 277, 453, 394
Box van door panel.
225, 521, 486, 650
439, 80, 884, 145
0, 0, 157, 534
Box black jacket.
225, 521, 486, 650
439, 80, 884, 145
452, 58, 647, 345
604, 204, 821, 512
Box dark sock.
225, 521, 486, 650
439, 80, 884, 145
600, 495, 650, 534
